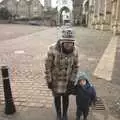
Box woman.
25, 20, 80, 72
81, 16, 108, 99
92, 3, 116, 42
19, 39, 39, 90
45, 27, 79, 120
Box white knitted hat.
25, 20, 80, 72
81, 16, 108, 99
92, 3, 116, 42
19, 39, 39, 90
57, 26, 75, 42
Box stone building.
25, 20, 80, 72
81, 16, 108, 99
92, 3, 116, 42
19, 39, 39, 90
86, 0, 120, 35
16, 0, 29, 18
111, 0, 120, 35
44, 0, 51, 10
0, 0, 44, 19
29, 0, 43, 18
43, 8, 57, 26
73, 0, 84, 25
57, 0, 73, 25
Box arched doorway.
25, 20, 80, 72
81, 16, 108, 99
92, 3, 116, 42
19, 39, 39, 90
59, 6, 70, 25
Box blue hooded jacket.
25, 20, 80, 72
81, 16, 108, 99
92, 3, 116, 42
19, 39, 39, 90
74, 71, 96, 109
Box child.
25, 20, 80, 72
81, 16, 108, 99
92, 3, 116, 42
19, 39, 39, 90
74, 72, 96, 120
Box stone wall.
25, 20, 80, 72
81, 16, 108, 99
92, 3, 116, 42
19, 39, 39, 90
88, 0, 120, 35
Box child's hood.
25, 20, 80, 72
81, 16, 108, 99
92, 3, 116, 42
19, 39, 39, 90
74, 71, 91, 86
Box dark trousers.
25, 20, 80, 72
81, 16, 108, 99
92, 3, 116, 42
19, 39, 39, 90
76, 106, 89, 120
54, 94, 69, 120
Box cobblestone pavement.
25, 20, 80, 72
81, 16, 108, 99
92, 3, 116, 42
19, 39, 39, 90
0, 24, 47, 41
112, 36, 120, 85
0, 27, 56, 108
0, 25, 119, 120
0, 104, 117, 120
75, 27, 112, 72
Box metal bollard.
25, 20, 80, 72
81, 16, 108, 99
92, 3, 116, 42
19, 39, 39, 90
1, 66, 16, 115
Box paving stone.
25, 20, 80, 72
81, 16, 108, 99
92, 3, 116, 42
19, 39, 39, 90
1, 26, 119, 120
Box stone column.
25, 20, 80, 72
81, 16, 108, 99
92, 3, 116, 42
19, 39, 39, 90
90, 0, 96, 28
88, 0, 94, 28
96, 0, 105, 30
105, 0, 112, 24
112, 0, 120, 35
93, 0, 99, 29
101, 0, 112, 30
111, 0, 116, 29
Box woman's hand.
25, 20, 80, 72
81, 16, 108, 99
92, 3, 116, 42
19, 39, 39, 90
48, 82, 52, 89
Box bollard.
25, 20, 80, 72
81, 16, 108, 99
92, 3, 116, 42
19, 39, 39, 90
1, 66, 16, 115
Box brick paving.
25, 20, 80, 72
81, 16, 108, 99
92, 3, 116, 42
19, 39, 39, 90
0, 27, 57, 109
0, 24, 47, 41
75, 27, 112, 72
0, 26, 112, 109
0, 25, 119, 120
112, 36, 120, 85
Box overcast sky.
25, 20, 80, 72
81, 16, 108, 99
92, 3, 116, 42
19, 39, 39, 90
0, 0, 57, 7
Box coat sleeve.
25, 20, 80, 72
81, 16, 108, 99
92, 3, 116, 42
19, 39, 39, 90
71, 49, 79, 82
91, 86, 97, 103
45, 46, 54, 84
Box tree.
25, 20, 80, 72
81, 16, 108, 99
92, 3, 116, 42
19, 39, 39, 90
0, 7, 12, 20
43, 8, 58, 19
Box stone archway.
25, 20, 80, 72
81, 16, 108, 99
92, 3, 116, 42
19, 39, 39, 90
59, 6, 70, 25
